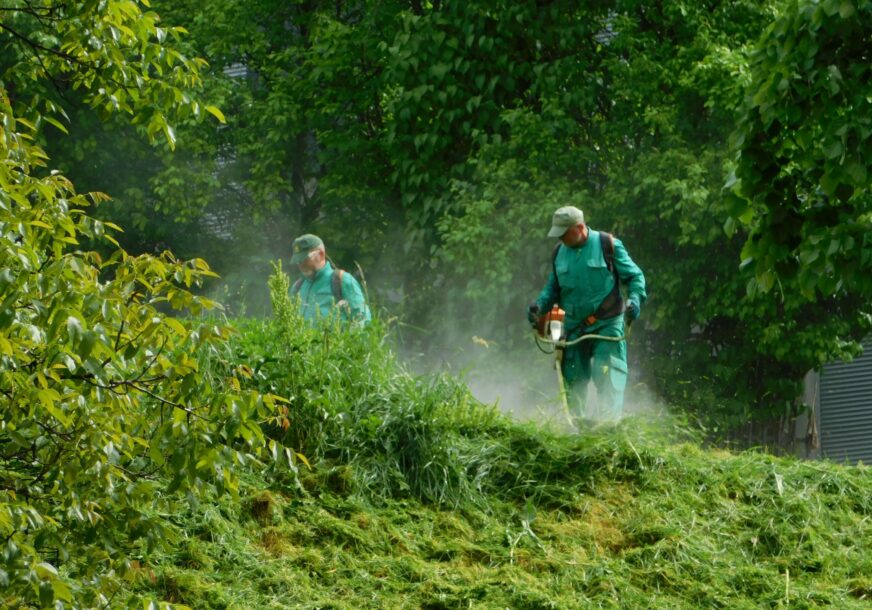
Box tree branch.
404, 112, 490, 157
0, 21, 72, 100
0, 6, 56, 18
0, 21, 77, 63
126, 381, 207, 420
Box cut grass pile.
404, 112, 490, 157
136, 425, 872, 609
130, 306, 872, 609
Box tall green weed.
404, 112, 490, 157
231, 263, 507, 506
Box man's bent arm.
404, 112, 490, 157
614, 238, 647, 306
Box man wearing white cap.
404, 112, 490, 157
528, 206, 646, 423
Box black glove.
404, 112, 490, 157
625, 299, 640, 325
527, 302, 540, 327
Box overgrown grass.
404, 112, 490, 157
129, 294, 872, 608
231, 272, 695, 510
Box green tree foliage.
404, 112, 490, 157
1, 3, 292, 607
434, 0, 871, 425
39, 0, 409, 313
712, 0, 872, 421
731, 0, 872, 301
0, 0, 222, 146
38, 2, 623, 304
25, 0, 871, 427
437, 2, 816, 421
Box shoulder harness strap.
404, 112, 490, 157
331, 268, 344, 301
592, 232, 624, 322
292, 270, 344, 301
600, 232, 616, 275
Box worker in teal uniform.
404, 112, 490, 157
528, 206, 646, 422
290, 234, 371, 325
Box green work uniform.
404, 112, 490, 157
293, 261, 371, 325
534, 230, 646, 421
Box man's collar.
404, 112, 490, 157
312, 260, 332, 280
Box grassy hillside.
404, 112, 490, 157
136, 434, 872, 609
126, 300, 872, 609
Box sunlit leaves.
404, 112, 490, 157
2, 0, 224, 149
204, 104, 226, 124
0, 90, 295, 606
0, 5, 290, 604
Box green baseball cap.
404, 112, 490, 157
290, 234, 324, 264
547, 206, 585, 237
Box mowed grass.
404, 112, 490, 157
133, 304, 872, 609
138, 428, 872, 609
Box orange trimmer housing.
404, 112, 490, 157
536, 305, 566, 340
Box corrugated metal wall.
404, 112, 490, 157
819, 337, 872, 464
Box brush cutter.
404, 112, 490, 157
533, 305, 625, 426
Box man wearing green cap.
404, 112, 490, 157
528, 206, 646, 423
290, 234, 371, 325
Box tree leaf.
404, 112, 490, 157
204, 105, 226, 124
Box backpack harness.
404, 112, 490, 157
551, 231, 624, 330
292, 268, 345, 301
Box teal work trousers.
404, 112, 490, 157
561, 320, 628, 422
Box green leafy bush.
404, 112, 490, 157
0, 91, 300, 608
0, 3, 293, 603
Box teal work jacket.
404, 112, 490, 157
535, 230, 646, 337
293, 261, 372, 325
